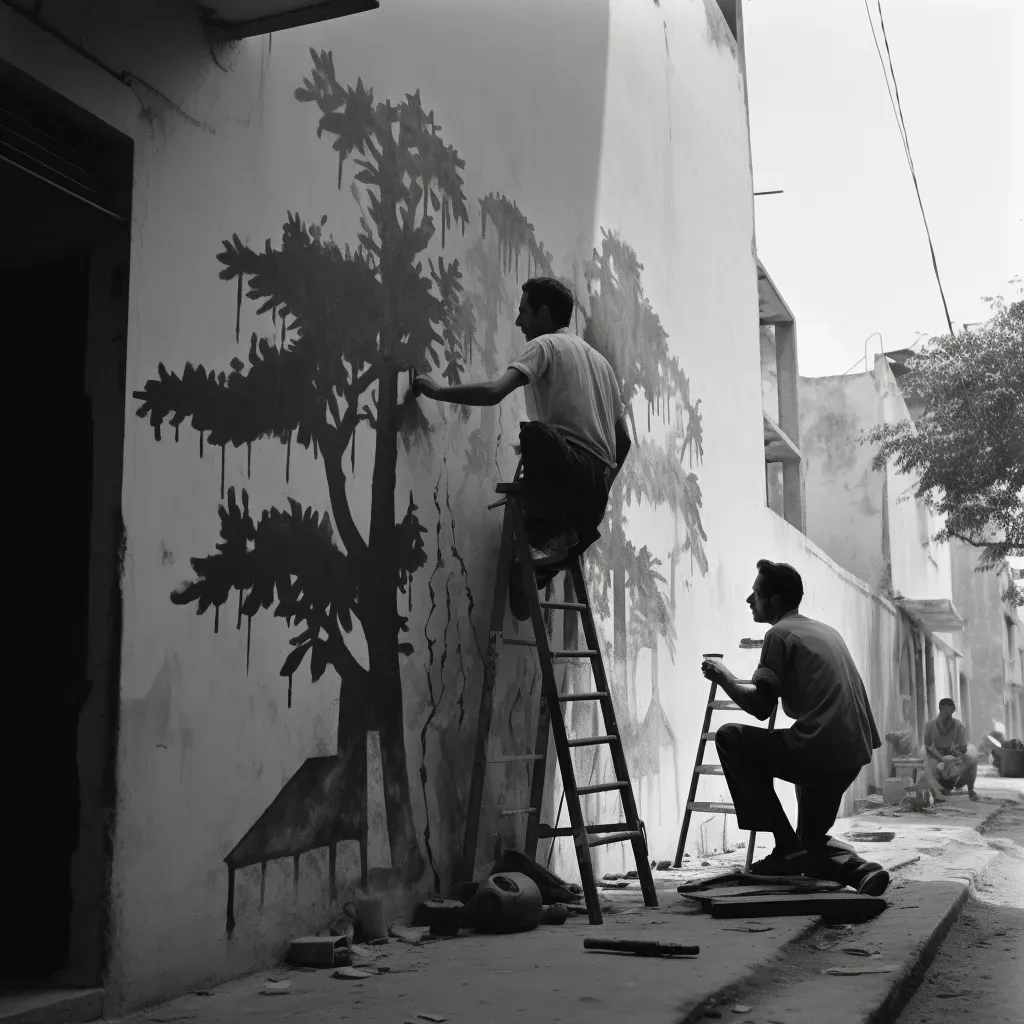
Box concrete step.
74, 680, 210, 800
0, 989, 103, 1024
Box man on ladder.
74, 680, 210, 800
414, 275, 650, 923
413, 275, 631, 607
699, 560, 890, 896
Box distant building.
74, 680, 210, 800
794, 354, 965, 747
952, 545, 1024, 745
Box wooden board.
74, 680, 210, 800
679, 882, 841, 907
677, 872, 840, 894
708, 892, 886, 924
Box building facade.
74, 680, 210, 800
2, 0, 916, 1013
952, 544, 1024, 744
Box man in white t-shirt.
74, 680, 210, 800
413, 276, 631, 577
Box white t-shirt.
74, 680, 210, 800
508, 328, 624, 468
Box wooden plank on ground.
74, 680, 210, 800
708, 892, 887, 924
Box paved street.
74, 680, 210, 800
894, 797, 1024, 1024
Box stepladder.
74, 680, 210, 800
459, 479, 658, 924
672, 668, 777, 871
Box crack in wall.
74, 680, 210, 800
443, 454, 483, 722
416, 463, 447, 892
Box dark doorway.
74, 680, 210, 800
0, 64, 131, 990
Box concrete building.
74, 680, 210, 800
796, 355, 965, 747
952, 544, 1024, 744
1, 0, 920, 1014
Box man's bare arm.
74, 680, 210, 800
413, 368, 526, 407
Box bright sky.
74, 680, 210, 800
744, 0, 1023, 378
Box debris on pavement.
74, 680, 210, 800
583, 937, 699, 958
287, 934, 350, 968
731, 1005, 752, 1014
332, 966, 373, 980
472, 872, 543, 933
539, 903, 569, 925
824, 963, 898, 975
414, 1015, 449, 1023
390, 923, 431, 944
416, 895, 464, 936
843, 831, 896, 843
490, 848, 583, 903
722, 923, 774, 933
600, 879, 630, 889
261, 978, 291, 995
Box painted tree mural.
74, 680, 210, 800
134, 52, 480, 893
575, 231, 709, 830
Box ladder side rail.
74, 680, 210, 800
672, 680, 719, 868
513, 507, 603, 923
458, 498, 517, 882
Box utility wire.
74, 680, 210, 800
862, 0, 956, 339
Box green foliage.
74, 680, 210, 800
867, 286, 1024, 603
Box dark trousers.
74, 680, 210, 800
518, 421, 610, 557
715, 723, 861, 854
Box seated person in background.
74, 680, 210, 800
701, 559, 889, 896
924, 698, 979, 801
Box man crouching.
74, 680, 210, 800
700, 559, 890, 896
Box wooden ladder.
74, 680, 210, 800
672, 674, 777, 870
459, 480, 658, 924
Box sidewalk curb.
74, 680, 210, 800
677, 797, 1018, 1024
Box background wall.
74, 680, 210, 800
798, 370, 887, 588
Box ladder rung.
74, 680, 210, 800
708, 700, 740, 711
576, 781, 629, 796
488, 754, 545, 763
539, 601, 588, 611
701, 731, 717, 741
589, 830, 643, 848
498, 807, 537, 816
686, 801, 736, 814
551, 649, 599, 659
558, 692, 610, 702
567, 735, 616, 748
537, 822, 634, 839
502, 636, 537, 646
694, 765, 724, 776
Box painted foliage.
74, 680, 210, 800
134, 51, 709, 930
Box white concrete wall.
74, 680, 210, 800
2, 0, 910, 1010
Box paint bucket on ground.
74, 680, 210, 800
999, 748, 1024, 778
471, 872, 543, 933
354, 892, 389, 942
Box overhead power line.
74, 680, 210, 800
862, 0, 956, 339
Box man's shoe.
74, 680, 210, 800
748, 849, 810, 876
528, 530, 578, 567
968, 790, 981, 801
855, 864, 890, 897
